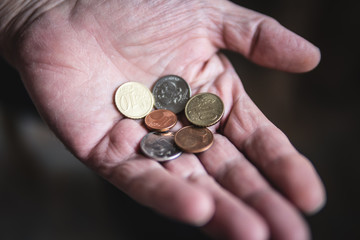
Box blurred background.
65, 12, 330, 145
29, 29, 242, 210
0, 0, 359, 239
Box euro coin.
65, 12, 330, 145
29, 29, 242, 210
140, 132, 182, 161
152, 75, 191, 114
185, 92, 224, 127
174, 126, 214, 153
144, 109, 177, 132
115, 82, 154, 119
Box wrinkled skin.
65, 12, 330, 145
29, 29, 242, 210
2, 0, 325, 239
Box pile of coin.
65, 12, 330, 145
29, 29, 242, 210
114, 75, 224, 161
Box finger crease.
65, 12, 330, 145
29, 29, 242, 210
248, 19, 266, 59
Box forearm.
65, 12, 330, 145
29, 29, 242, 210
0, 0, 64, 62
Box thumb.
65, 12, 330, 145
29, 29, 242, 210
212, 1, 320, 73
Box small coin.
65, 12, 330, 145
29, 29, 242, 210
174, 126, 214, 153
145, 109, 177, 132
185, 92, 224, 127
141, 132, 182, 161
152, 75, 191, 114
115, 82, 154, 119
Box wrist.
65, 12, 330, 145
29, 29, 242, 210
0, 0, 64, 63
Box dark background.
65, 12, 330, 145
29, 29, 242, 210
1, 0, 359, 239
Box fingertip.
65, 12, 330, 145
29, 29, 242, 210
302, 182, 327, 215
274, 154, 327, 214
297, 43, 321, 73
242, 218, 269, 240
292, 158, 327, 214
295, 183, 327, 215
184, 190, 215, 226
281, 26, 322, 73
204, 202, 269, 240
230, 218, 269, 240
286, 220, 311, 240
248, 189, 311, 240
160, 185, 215, 226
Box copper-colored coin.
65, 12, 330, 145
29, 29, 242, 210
174, 126, 214, 153
144, 109, 177, 132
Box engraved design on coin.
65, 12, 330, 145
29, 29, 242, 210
174, 126, 214, 153
185, 93, 224, 127
115, 82, 154, 119
152, 75, 191, 114
145, 109, 177, 132
141, 132, 182, 161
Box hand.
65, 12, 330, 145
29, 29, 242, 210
3, 0, 325, 239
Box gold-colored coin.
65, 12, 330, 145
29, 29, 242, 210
115, 82, 154, 119
185, 92, 224, 127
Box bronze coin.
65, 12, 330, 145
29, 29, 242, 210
145, 109, 177, 132
174, 126, 214, 153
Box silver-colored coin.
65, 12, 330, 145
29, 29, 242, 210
140, 132, 182, 161
152, 75, 191, 114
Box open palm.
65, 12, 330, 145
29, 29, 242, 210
12, 0, 325, 239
